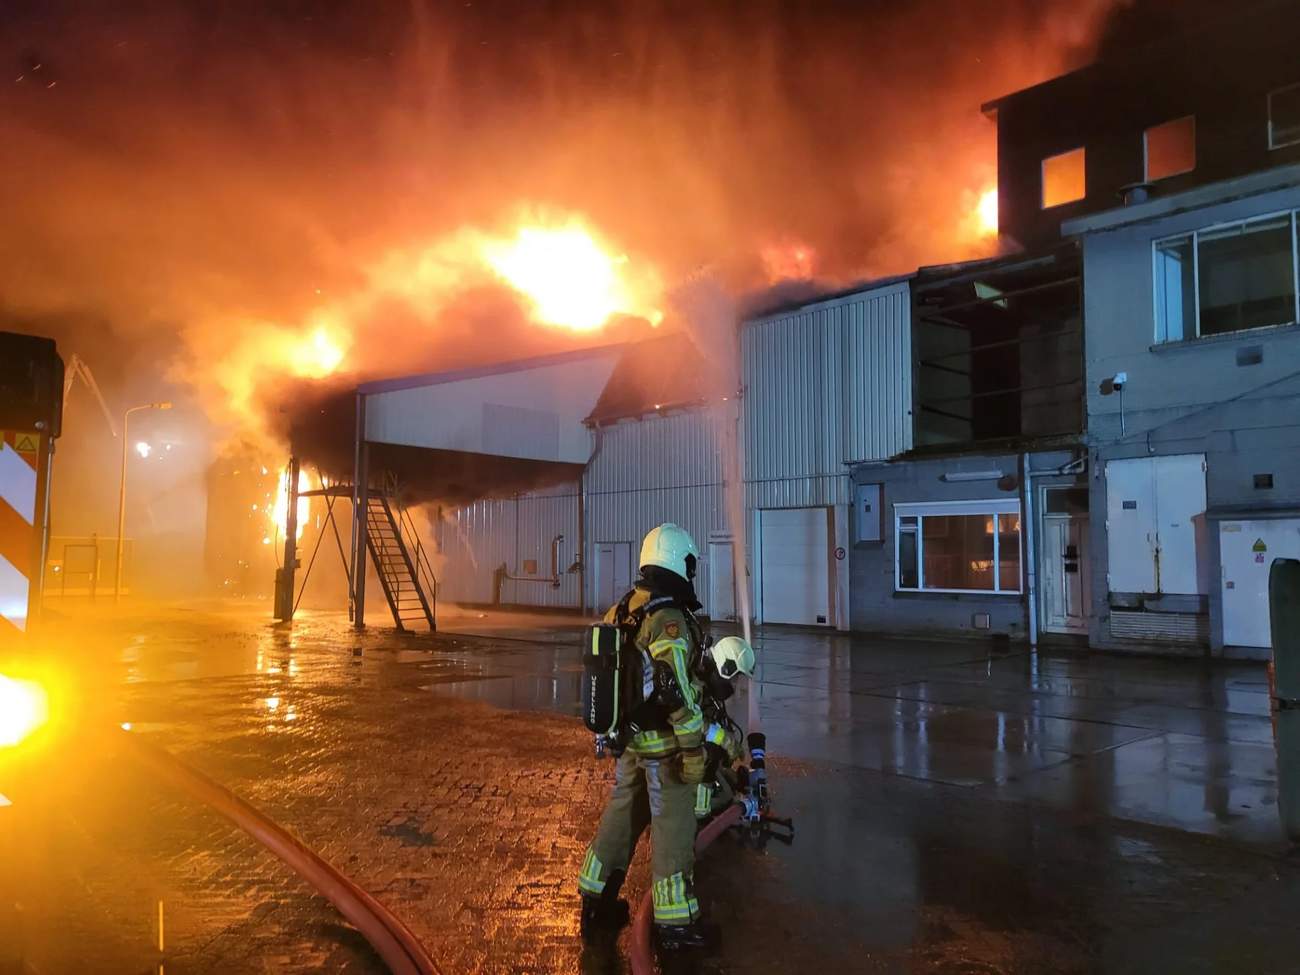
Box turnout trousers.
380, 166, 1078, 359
577, 750, 700, 926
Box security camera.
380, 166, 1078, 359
1111, 372, 1128, 391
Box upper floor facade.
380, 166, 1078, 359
987, 0, 1300, 253
1065, 163, 1300, 459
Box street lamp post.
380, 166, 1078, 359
115, 401, 172, 602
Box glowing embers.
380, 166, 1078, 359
482, 219, 663, 332
0, 674, 49, 747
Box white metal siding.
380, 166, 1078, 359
743, 281, 910, 510
843, 285, 913, 462
438, 485, 581, 609
585, 409, 728, 611
364, 353, 617, 463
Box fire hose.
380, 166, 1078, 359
120, 729, 441, 975
628, 804, 742, 975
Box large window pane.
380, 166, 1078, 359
922, 515, 994, 591
998, 513, 1022, 592
1145, 116, 1195, 181
1042, 148, 1086, 208
898, 528, 918, 589
1270, 83, 1300, 150
1198, 217, 1297, 336
1155, 235, 1195, 342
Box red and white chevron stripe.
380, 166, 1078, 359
0, 431, 41, 634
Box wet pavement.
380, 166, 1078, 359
2, 601, 1298, 973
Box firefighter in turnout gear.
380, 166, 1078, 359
578, 524, 718, 950
694, 636, 756, 820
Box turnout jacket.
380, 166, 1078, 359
603, 586, 706, 759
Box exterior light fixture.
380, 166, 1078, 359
940, 471, 1006, 482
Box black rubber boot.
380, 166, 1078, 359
653, 920, 720, 951
579, 870, 630, 940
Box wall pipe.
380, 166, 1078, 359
628, 804, 742, 975
1022, 452, 1039, 648
120, 730, 440, 975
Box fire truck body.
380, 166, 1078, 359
0, 331, 64, 638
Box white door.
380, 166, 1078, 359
1152, 454, 1210, 595
759, 507, 831, 626
594, 542, 632, 610
1221, 519, 1300, 647
708, 540, 736, 621
1041, 515, 1090, 633
1105, 454, 1206, 594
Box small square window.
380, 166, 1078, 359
1042, 147, 1086, 208
1269, 83, 1300, 150
522, 559, 538, 574
1145, 116, 1196, 181
1254, 473, 1275, 490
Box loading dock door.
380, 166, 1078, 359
760, 507, 831, 626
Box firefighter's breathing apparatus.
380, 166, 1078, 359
582, 605, 795, 845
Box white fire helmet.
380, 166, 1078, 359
639, 523, 700, 581
708, 636, 756, 680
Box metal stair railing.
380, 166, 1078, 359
363, 478, 436, 631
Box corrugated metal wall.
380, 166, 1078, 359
586, 409, 728, 608
437, 481, 582, 609
742, 281, 911, 508
435, 409, 732, 611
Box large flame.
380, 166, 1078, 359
482, 220, 663, 332
977, 187, 999, 237
268, 467, 311, 544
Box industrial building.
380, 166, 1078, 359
345, 1, 1300, 657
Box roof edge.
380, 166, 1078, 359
357, 342, 630, 395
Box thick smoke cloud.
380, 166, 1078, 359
2, 0, 1127, 453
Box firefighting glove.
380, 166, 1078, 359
694, 782, 715, 819
679, 747, 707, 785
703, 742, 727, 780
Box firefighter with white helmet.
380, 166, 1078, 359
693, 636, 755, 819
577, 523, 752, 951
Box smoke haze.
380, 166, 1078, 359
2, 0, 1129, 436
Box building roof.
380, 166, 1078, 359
584, 333, 714, 424
356, 343, 631, 395
1061, 163, 1300, 237
981, 0, 1293, 116
741, 272, 913, 324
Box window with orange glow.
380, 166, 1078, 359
1145, 116, 1195, 181
1041, 147, 1086, 208
895, 502, 1022, 594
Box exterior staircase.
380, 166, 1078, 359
364, 490, 436, 631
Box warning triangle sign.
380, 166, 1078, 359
13, 434, 37, 453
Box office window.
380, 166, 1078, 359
1042, 148, 1086, 208
1154, 210, 1300, 342
895, 501, 1021, 594
1144, 116, 1196, 181
1269, 83, 1300, 150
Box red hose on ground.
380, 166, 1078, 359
120, 730, 441, 975
628, 804, 743, 975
